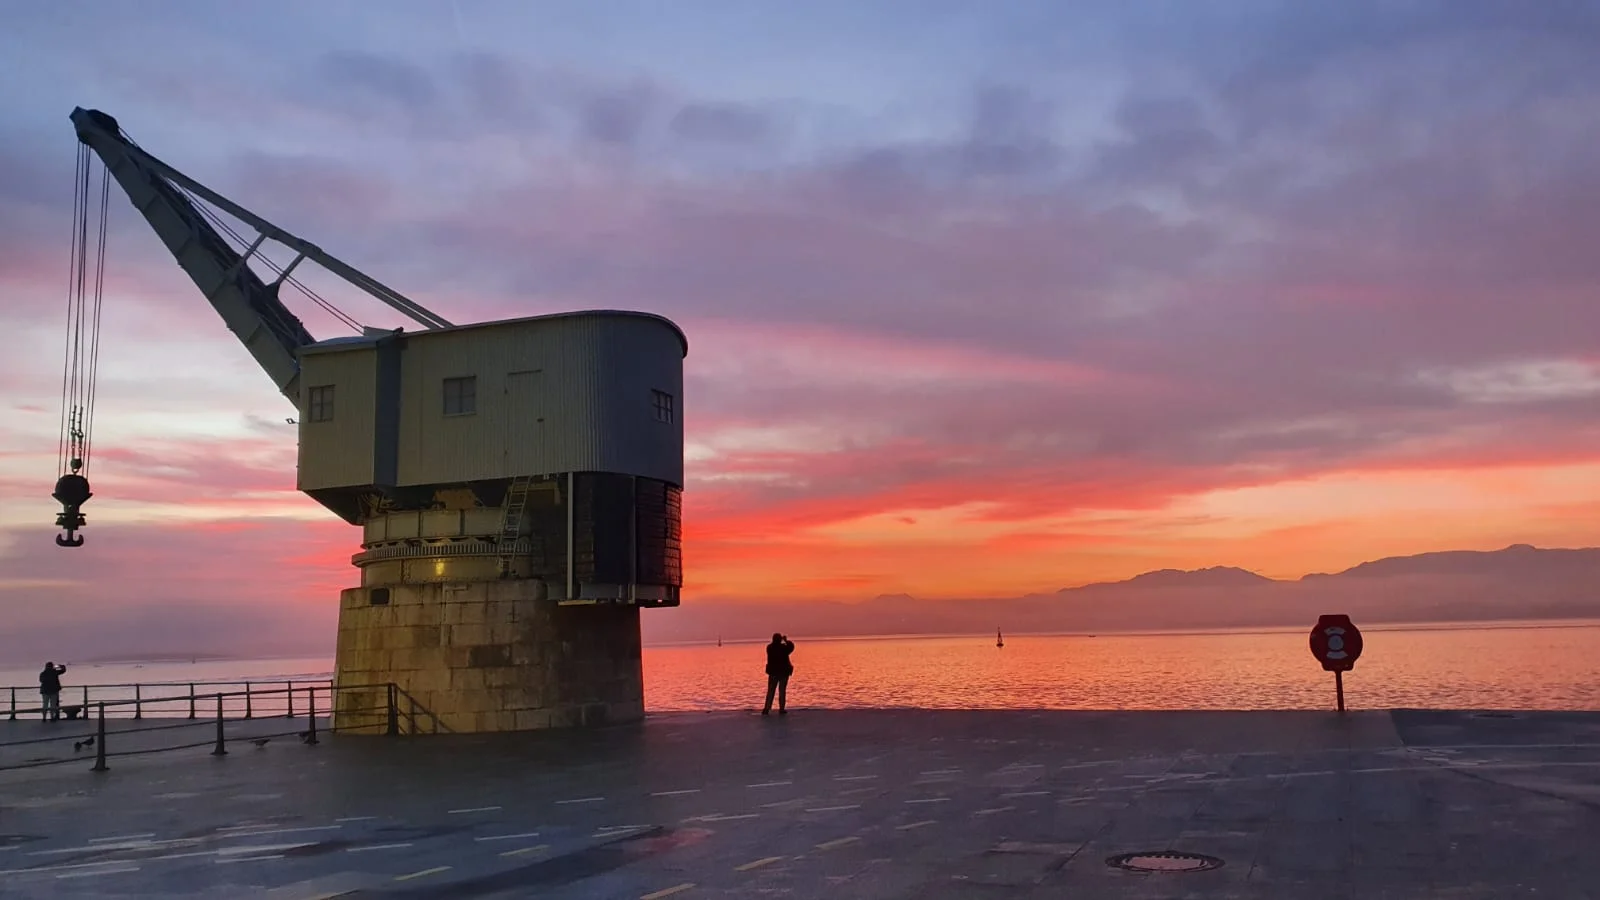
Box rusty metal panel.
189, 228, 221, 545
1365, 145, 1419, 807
297, 346, 377, 491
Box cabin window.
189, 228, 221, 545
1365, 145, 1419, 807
652, 389, 674, 424
307, 385, 335, 422
369, 587, 391, 606
443, 376, 477, 416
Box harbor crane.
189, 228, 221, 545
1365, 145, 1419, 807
58, 108, 688, 732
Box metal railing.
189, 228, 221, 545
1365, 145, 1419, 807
0, 681, 448, 774
4, 675, 332, 721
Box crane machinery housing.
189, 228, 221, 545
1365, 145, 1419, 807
69, 107, 687, 733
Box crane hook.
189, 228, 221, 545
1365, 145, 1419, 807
52, 470, 91, 548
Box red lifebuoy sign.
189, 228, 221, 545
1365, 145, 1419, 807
1309, 614, 1363, 672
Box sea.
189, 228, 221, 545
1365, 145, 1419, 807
4, 620, 1599, 715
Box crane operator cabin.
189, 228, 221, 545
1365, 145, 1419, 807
62, 107, 687, 733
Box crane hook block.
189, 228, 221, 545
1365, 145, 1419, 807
52, 473, 92, 548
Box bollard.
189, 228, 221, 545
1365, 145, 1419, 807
286, 682, 294, 719
211, 694, 227, 756
91, 702, 108, 772
188, 684, 196, 719
245, 682, 253, 719
305, 686, 318, 746
134, 684, 142, 720
386, 683, 399, 736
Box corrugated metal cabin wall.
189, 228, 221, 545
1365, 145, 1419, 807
397, 321, 584, 485
395, 315, 685, 487
538, 315, 684, 485
419, 328, 497, 483
589, 316, 685, 487
544, 316, 614, 478
297, 346, 378, 491
507, 321, 591, 481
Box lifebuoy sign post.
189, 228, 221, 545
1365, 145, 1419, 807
1309, 614, 1363, 712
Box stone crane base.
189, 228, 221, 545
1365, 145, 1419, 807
3, 708, 1599, 898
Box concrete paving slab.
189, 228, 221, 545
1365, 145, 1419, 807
2, 708, 1599, 897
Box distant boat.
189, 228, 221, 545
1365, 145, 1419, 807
996, 628, 1004, 648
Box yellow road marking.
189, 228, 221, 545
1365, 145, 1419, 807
640, 883, 695, 900
500, 844, 549, 857
394, 866, 451, 882
897, 820, 937, 830
735, 856, 785, 871
815, 836, 859, 851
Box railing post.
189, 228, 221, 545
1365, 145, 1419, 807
91, 702, 108, 772
134, 684, 142, 720
188, 684, 196, 719
285, 682, 294, 718
245, 682, 253, 719
386, 683, 399, 736
305, 686, 318, 746
82, 685, 88, 709
7, 686, 13, 721
211, 694, 227, 756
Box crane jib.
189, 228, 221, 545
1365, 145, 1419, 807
55, 106, 458, 548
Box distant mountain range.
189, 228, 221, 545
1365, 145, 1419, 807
641, 544, 1600, 645
8, 544, 1595, 663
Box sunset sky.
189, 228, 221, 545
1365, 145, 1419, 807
3, 2, 1600, 650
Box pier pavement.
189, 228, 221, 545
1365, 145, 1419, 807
2, 708, 1599, 898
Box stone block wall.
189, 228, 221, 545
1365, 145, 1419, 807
332, 579, 645, 734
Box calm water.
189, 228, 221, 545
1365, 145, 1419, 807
4, 622, 1599, 714
645, 621, 1600, 712
0, 658, 333, 718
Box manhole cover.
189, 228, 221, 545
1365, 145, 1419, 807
1106, 851, 1224, 873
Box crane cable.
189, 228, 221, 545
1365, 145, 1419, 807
187, 195, 364, 334
117, 126, 364, 333
52, 144, 107, 547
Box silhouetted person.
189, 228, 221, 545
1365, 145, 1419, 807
763, 633, 794, 716
39, 661, 66, 722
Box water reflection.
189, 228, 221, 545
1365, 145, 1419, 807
643, 623, 1600, 711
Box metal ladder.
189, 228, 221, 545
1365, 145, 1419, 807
498, 475, 534, 578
